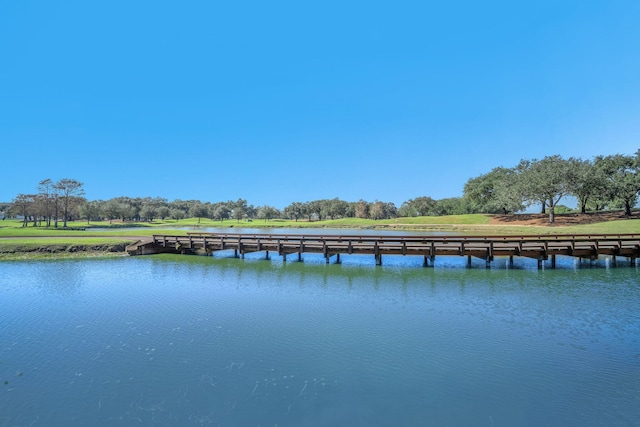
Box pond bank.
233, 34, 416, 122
0, 241, 134, 260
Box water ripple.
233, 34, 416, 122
0, 258, 638, 426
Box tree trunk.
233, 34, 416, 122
625, 200, 632, 216
549, 204, 555, 223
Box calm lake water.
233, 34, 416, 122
1, 254, 638, 426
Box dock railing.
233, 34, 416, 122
135, 232, 640, 268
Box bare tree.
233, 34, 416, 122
11, 194, 34, 227
37, 178, 57, 227
54, 179, 85, 227
354, 200, 370, 219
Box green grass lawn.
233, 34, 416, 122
561, 219, 640, 235
1, 213, 637, 260
1, 213, 638, 238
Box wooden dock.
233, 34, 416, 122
126, 233, 640, 268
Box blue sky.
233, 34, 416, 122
1, 0, 639, 208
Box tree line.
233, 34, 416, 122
463, 151, 640, 222
7, 178, 85, 227
2, 150, 639, 226
3, 189, 405, 226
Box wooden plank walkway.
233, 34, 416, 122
126, 233, 640, 268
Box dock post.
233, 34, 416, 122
485, 257, 491, 269
336, 253, 341, 264
423, 255, 435, 268
551, 254, 556, 269
234, 249, 238, 258
509, 256, 514, 267
282, 253, 287, 262
265, 250, 270, 260
611, 256, 616, 268
467, 255, 472, 267
631, 257, 636, 267
375, 254, 382, 266
325, 255, 330, 264
537, 258, 543, 269
298, 252, 302, 262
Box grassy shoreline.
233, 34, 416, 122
0, 238, 137, 261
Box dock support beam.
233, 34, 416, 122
374, 242, 381, 266
537, 258, 543, 270
630, 257, 637, 267
298, 252, 302, 262
422, 255, 436, 268
550, 254, 556, 269
336, 253, 341, 264
508, 256, 514, 268
423, 255, 435, 267
467, 255, 472, 268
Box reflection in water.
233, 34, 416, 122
0, 257, 638, 426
